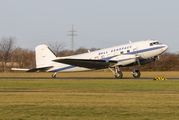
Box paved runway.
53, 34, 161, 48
0, 77, 179, 79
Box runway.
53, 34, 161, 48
0, 77, 179, 79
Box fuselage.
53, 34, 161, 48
47, 40, 168, 72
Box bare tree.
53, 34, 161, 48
58, 50, 74, 57
75, 47, 88, 54
0, 36, 16, 72
89, 47, 100, 52
48, 41, 66, 56
74, 47, 100, 55
11, 47, 35, 69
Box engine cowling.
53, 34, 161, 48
111, 55, 136, 66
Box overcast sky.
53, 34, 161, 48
0, 0, 179, 52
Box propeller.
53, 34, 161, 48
154, 58, 157, 67
133, 48, 141, 67
136, 55, 141, 67
158, 55, 160, 61
154, 55, 160, 67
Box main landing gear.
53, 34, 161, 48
109, 65, 141, 79
115, 71, 123, 78
132, 65, 141, 78
109, 67, 123, 79
133, 70, 141, 78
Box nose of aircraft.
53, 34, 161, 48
162, 44, 168, 52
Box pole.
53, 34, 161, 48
68, 25, 77, 51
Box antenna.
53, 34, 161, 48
68, 25, 77, 51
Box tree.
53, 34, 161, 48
0, 36, 16, 72
48, 41, 66, 56
11, 47, 35, 69
89, 47, 100, 52
75, 47, 88, 54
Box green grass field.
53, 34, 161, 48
0, 72, 179, 120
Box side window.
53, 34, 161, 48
150, 43, 153, 46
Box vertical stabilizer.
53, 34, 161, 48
35, 45, 56, 68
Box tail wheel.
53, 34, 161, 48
52, 72, 57, 78
52, 74, 56, 78
133, 70, 141, 78
115, 71, 123, 79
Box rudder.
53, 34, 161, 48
35, 45, 56, 68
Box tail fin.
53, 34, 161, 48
35, 45, 56, 68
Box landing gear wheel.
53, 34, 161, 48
133, 70, 141, 78
52, 72, 57, 78
115, 71, 123, 79
52, 74, 56, 78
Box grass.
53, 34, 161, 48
1, 93, 179, 120
0, 72, 179, 119
1, 79, 179, 93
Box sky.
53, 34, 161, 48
0, 0, 179, 53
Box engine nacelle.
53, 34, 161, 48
140, 58, 155, 65
111, 55, 136, 66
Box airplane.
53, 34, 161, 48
11, 39, 168, 78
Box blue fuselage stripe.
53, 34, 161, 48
50, 46, 164, 72
125, 46, 164, 55
118, 59, 130, 62
49, 66, 76, 72
100, 56, 116, 60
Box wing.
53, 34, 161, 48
53, 58, 117, 69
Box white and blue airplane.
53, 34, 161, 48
12, 39, 168, 78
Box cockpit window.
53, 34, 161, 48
153, 42, 159, 45
150, 42, 159, 46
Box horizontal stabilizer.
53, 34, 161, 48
11, 68, 29, 71
53, 58, 117, 69
27, 66, 53, 72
